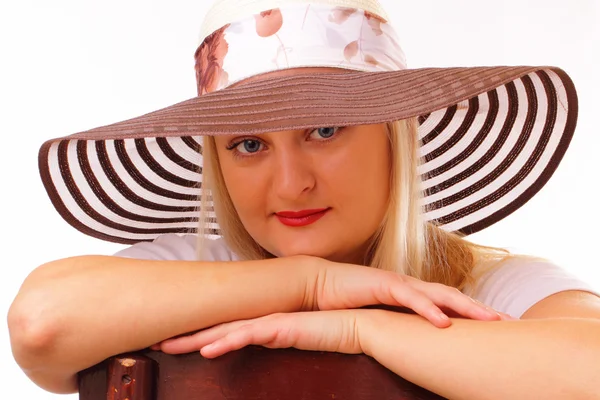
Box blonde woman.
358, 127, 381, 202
8, 1, 600, 399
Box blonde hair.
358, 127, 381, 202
198, 119, 531, 293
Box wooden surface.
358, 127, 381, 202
78, 347, 446, 400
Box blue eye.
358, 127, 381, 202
311, 127, 339, 139
236, 139, 263, 154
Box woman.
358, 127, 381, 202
8, 0, 600, 399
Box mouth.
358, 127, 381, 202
275, 208, 330, 227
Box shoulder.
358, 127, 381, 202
200, 236, 240, 262
113, 234, 238, 262
465, 256, 600, 318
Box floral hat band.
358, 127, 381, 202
194, 3, 407, 95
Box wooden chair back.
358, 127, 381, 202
78, 347, 445, 399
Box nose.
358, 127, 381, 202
271, 144, 316, 201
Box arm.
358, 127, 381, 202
7, 255, 313, 394
8, 253, 506, 395
360, 309, 600, 400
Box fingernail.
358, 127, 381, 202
485, 307, 499, 315
473, 299, 495, 314
204, 343, 217, 350
439, 313, 450, 321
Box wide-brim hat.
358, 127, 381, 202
38, 0, 578, 245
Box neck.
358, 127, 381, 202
327, 241, 374, 267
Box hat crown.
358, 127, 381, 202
200, 0, 389, 43
194, 1, 406, 94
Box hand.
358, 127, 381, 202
302, 257, 509, 328
148, 308, 518, 355
150, 309, 368, 358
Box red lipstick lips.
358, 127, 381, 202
275, 208, 330, 227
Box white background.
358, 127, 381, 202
1, 0, 598, 398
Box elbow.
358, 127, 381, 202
7, 289, 60, 371
7, 259, 92, 394
7, 257, 81, 368
7, 294, 80, 394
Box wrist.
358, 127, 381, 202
293, 255, 324, 312
267, 254, 323, 312
355, 309, 388, 357
356, 309, 420, 358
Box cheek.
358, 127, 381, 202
355, 160, 390, 213
218, 158, 266, 222
336, 135, 390, 209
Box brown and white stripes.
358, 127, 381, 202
38, 67, 576, 243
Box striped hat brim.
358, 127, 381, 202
38, 66, 577, 244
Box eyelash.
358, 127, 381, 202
225, 127, 345, 159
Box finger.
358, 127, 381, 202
201, 322, 280, 358
161, 317, 274, 354
411, 281, 501, 321
160, 323, 239, 354
386, 283, 452, 328
499, 312, 519, 321
159, 334, 209, 354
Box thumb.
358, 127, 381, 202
149, 343, 162, 351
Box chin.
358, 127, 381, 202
271, 239, 335, 259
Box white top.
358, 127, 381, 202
114, 234, 600, 318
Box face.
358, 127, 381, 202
214, 68, 391, 264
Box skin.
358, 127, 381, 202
216, 69, 391, 265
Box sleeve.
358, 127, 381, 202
112, 234, 199, 261
467, 258, 600, 319
112, 234, 238, 262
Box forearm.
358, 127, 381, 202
8, 255, 312, 393
361, 311, 600, 400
